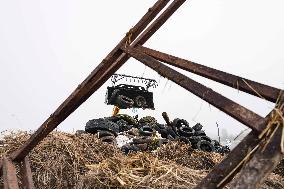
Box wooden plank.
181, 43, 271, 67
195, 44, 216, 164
2, 156, 20, 189
136, 46, 281, 103
5, 0, 171, 163
122, 46, 266, 133
20, 157, 34, 189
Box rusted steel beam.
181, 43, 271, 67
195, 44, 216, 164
194, 92, 283, 189
194, 130, 260, 189
230, 93, 284, 189
231, 127, 283, 189
2, 156, 20, 189
136, 46, 281, 103
20, 157, 34, 189
121, 46, 266, 133
4, 0, 172, 163
91, 0, 187, 95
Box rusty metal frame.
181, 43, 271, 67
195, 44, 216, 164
20, 157, 34, 189
2, 157, 19, 189
0, 0, 283, 188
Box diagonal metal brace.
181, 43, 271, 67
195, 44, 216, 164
121, 46, 266, 133
2, 0, 172, 164
136, 46, 281, 103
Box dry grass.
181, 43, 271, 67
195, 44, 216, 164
0, 131, 283, 188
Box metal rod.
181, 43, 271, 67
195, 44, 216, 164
136, 46, 281, 103
122, 46, 266, 133
2, 156, 20, 189
4, 0, 171, 163
20, 157, 35, 189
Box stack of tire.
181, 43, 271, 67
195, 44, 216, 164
85, 115, 230, 154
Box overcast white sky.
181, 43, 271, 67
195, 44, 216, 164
0, 0, 283, 140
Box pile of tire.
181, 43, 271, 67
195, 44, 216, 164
85, 115, 230, 154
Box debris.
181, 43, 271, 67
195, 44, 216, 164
85, 113, 230, 154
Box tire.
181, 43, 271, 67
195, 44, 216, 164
212, 140, 220, 146
192, 123, 203, 131
196, 140, 215, 152
153, 123, 165, 133
96, 130, 114, 138
135, 95, 147, 107
166, 127, 178, 139
188, 136, 201, 146
116, 95, 134, 109
139, 125, 154, 136
116, 114, 137, 125
194, 130, 206, 136
139, 116, 157, 125
178, 137, 191, 145
172, 118, 189, 128
100, 135, 115, 143
116, 119, 132, 132
200, 136, 212, 143
109, 89, 120, 102
178, 126, 194, 137
85, 118, 119, 136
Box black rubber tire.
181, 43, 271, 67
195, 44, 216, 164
196, 140, 215, 152
96, 130, 114, 138
116, 119, 132, 132
100, 135, 115, 143
115, 114, 137, 125
139, 116, 157, 125
85, 118, 119, 136
109, 89, 120, 102
104, 116, 120, 122
200, 136, 212, 143
194, 130, 206, 136
139, 125, 154, 136
135, 95, 147, 107
178, 137, 191, 145
178, 126, 195, 137
153, 123, 165, 134
166, 127, 178, 139
188, 136, 201, 145
116, 95, 134, 109
212, 140, 220, 146
172, 118, 189, 128
192, 123, 203, 131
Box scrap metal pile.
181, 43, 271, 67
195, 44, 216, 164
84, 113, 230, 154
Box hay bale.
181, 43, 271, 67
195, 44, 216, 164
77, 152, 206, 189
156, 141, 223, 170
0, 131, 122, 188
